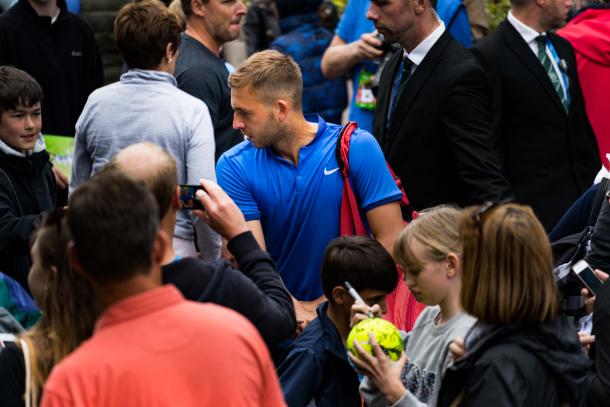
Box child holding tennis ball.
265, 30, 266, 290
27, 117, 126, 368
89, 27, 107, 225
350, 206, 476, 407
277, 236, 398, 407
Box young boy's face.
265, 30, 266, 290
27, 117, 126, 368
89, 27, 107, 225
338, 288, 389, 322
359, 289, 389, 315
0, 102, 42, 152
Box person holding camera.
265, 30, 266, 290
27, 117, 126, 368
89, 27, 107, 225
321, 0, 389, 133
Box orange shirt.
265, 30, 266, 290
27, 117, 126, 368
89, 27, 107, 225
41, 285, 286, 407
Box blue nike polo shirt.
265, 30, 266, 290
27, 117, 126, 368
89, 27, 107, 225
217, 115, 401, 300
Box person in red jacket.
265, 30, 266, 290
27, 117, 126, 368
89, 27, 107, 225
558, 2, 610, 168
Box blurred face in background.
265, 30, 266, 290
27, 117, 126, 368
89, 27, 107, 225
199, 0, 247, 45
367, 0, 415, 45
540, 0, 573, 29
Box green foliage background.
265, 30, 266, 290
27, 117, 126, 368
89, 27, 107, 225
486, 0, 511, 30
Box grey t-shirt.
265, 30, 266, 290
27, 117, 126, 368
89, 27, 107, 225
175, 33, 243, 161
361, 306, 476, 407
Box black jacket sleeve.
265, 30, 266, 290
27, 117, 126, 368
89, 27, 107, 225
440, 62, 512, 204
222, 231, 296, 345
589, 281, 610, 406
0, 174, 45, 255
457, 351, 530, 407
0, 343, 25, 407
585, 183, 610, 272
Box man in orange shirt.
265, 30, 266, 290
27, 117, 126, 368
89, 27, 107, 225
41, 171, 285, 407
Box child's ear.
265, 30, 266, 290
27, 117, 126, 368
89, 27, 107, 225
331, 286, 350, 305
446, 253, 460, 278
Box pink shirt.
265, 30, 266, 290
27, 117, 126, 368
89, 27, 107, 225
41, 285, 285, 407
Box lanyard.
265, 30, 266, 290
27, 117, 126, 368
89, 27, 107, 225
546, 39, 571, 106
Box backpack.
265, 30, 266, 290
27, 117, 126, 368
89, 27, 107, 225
552, 178, 610, 317
335, 122, 424, 331
0, 273, 40, 330
270, 8, 347, 124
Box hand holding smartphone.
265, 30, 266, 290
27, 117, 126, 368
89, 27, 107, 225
572, 259, 603, 296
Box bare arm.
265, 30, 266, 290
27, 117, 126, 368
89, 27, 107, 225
321, 34, 384, 80
365, 201, 404, 258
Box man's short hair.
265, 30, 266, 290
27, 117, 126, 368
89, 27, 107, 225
180, 0, 208, 18
508, 0, 531, 7
114, 0, 182, 70
104, 142, 178, 220
0, 66, 43, 115
68, 171, 160, 282
321, 236, 398, 301
228, 50, 303, 109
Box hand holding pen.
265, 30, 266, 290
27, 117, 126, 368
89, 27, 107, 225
345, 281, 375, 318
345, 281, 385, 328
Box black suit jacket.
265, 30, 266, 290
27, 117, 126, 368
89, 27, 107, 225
372, 30, 511, 214
472, 20, 600, 230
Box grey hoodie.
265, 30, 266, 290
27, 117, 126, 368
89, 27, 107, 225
70, 69, 220, 260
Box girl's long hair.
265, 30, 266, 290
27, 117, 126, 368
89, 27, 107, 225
19, 215, 99, 404
459, 203, 558, 323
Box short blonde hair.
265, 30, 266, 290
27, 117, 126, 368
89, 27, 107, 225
394, 206, 462, 273
460, 203, 558, 323
228, 50, 302, 109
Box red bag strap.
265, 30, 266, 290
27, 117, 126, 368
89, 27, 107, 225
336, 122, 367, 236
335, 122, 416, 219
335, 121, 359, 179
336, 123, 424, 329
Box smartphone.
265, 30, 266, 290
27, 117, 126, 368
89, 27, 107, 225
178, 185, 205, 210
572, 259, 603, 296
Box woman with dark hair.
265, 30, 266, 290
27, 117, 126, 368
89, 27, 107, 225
437, 203, 593, 407
0, 213, 98, 406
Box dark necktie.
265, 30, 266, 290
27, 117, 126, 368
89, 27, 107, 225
386, 56, 414, 132
535, 35, 569, 111
399, 55, 414, 91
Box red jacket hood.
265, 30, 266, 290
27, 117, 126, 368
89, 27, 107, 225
558, 8, 610, 66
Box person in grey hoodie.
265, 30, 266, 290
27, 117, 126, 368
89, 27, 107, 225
350, 206, 476, 407
70, 0, 220, 260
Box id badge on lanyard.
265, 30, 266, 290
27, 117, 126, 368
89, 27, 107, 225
355, 69, 377, 111
547, 40, 571, 106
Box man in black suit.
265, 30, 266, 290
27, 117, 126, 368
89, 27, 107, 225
471, 0, 600, 231
369, 0, 510, 215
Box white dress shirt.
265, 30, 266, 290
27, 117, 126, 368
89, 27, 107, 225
403, 15, 446, 74
507, 10, 568, 99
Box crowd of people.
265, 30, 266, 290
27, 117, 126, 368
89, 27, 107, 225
0, 0, 609, 405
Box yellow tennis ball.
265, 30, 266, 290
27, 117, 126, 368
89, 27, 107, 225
347, 318, 403, 361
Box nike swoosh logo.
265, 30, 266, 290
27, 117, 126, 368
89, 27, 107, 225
324, 167, 339, 175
